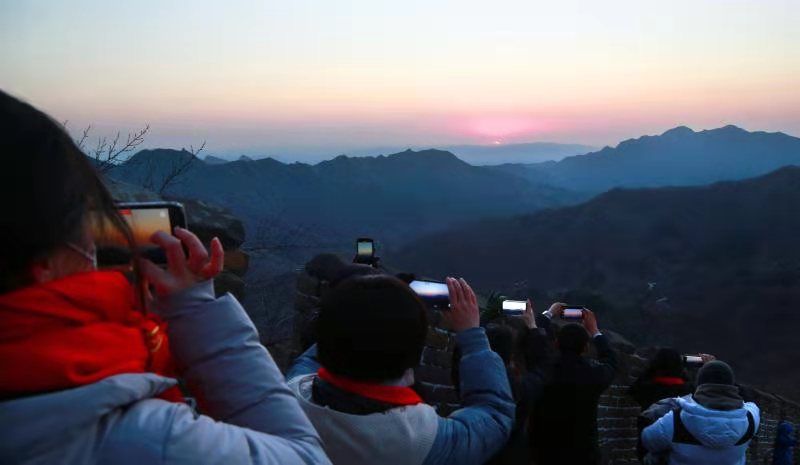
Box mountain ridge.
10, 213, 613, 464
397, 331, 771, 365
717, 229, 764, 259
391, 165, 800, 399
493, 125, 800, 193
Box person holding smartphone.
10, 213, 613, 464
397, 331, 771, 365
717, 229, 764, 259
641, 361, 760, 465
485, 300, 558, 465
0, 91, 330, 465
286, 276, 515, 465
529, 307, 618, 465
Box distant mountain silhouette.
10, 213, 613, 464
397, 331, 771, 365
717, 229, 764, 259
333, 142, 595, 165
111, 148, 579, 247
204, 155, 229, 165
442, 142, 596, 165
495, 126, 800, 193
392, 166, 800, 398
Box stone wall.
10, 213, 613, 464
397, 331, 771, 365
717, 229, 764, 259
415, 327, 460, 415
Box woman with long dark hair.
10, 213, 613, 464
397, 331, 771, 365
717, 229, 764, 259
630, 348, 709, 465
629, 348, 694, 411
0, 90, 329, 465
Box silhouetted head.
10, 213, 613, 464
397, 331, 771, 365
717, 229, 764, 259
0, 90, 134, 294
557, 323, 590, 355
316, 274, 428, 382
645, 348, 686, 379
697, 360, 735, 386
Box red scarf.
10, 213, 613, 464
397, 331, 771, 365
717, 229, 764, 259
0, 271, 182, 401
653, 376, 686, 386
317, 367, 423, 406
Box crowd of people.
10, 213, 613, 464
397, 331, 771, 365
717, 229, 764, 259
0, 89, 793, 465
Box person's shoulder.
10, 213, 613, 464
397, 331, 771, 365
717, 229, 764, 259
743, 401, 760, 418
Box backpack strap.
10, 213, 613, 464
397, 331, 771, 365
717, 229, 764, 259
672, 407, 702, 445
734, 411, 756, 446
673, 407, 756, 446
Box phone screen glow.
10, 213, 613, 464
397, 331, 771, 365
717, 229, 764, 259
563, 308, 583, 319
409, 280, 449, 298
94, 208, 172, 248
502, 300, 527, 311
357, 241, 373, 257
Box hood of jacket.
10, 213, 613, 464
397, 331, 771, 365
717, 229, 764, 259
289, 373, 439, 465
0, 373, 176, 464
676, 395, 754, 449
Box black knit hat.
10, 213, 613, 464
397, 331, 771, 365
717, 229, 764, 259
317, 274, 428, 381
697, 360, 735, 386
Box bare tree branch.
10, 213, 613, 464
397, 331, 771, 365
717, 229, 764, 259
68, 123, 207, 196
76, 125, 91, 151
156, 141, 205, 194
73, 124, 149, 173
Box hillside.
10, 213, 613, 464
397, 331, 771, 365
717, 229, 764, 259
391, 166, 800, 398
496, 125, 800, 193
111, 148, 580, 247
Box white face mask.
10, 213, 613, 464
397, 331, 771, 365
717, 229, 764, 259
66, 242, 98, 269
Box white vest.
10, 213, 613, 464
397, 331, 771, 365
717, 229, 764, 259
288, 374, 440, 465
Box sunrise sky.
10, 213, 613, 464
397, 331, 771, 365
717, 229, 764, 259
1, 0, 798, 161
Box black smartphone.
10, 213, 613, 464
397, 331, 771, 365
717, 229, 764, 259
409, 279, 450, 310
356, 238, 375, 260
94, 201, 187, 267
562, 306, 585, 321
502, 300, 527, 316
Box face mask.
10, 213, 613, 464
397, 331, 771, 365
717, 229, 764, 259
66, 242, 98, 269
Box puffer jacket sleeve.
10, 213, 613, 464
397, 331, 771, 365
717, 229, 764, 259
640, 397, 680, 424
157, 281, 330, 465
422, 327, 515, 465
641, 410, 675, 454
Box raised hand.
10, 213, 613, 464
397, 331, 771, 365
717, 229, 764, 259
547, 302, 567, 318
442, 277, 480, 333
140, 227, 224, 297
699, 353, 717, 364
521, 299, 537, 329
582, 308, 600, 336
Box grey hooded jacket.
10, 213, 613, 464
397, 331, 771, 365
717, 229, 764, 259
0, 281, 331, 465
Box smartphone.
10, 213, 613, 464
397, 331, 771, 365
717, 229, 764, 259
562, 307, 585, 321
683, 355, 704, 366
409, 280, 450, 310
356, 238, 375, 260
94, 201, 187, 267
502, 300, 527, 316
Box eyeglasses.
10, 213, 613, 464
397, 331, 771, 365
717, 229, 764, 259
66, 242, 98, 269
